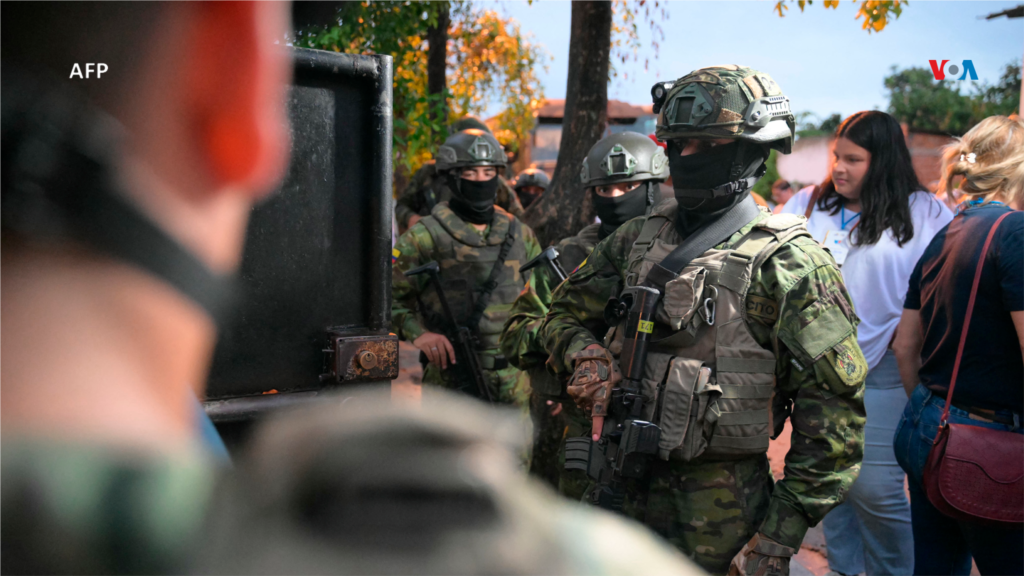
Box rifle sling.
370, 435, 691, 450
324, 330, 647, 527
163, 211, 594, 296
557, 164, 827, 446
643, 194, 761, 289
466, 216, 517, 332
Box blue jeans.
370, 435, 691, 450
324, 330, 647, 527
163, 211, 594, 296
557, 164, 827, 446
894, 384, 1024, 575
823, 351, 914, 576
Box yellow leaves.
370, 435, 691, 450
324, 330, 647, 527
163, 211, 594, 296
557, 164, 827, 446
774, 0, 905, 33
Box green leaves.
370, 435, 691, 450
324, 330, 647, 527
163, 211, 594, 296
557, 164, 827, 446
884, 61, 1021, 136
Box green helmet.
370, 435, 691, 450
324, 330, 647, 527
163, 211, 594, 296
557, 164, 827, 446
449, 116, 491, 135
435, 129, 507, 172
579, 132, 669, 188
652, 65, 795, 154
513, 168, 550, 191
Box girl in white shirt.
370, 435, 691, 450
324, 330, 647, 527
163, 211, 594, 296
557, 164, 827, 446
782, 111, 952, 576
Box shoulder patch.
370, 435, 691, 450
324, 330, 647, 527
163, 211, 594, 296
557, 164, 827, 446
392, 247, 401, 263
829, 334, 867, 389
572, 256, 588, 275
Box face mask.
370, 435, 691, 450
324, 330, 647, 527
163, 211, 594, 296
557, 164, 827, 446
448, 174, 498, 225
667, 140, 768, 237
592, 183, 655, 238
517, 189, 540, 209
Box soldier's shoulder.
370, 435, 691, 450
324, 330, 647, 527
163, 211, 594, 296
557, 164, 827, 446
559, 223, 601, 251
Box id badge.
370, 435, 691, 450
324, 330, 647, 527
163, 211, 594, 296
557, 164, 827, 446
822, 230, 850, 266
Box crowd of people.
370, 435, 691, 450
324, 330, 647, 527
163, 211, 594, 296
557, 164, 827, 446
392, 80, 1023, 576
2, 2, 1022, 576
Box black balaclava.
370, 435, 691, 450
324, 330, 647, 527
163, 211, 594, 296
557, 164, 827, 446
592, 181, 660, 239
667, 140, 768, 238
446, 172, 498, 225
516, 188, 541, 209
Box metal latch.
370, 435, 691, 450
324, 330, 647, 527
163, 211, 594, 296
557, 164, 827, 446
322, 331, 399, 382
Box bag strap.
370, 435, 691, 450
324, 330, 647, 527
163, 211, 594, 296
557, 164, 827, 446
941, 211, 1012, 424
643, 194, 762, 289
803, 185, 821, 219
466, 216, 517, 330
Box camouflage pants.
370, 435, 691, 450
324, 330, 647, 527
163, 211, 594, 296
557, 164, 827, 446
421, 359, 529, 407
605, 455, 774, 575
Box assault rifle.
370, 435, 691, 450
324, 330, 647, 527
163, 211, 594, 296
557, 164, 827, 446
519, 246, 568, 283
404, 261, 494, 403
564, 285, 662, 511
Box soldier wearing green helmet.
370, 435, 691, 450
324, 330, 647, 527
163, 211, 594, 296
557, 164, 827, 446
540, 66, 867, 575
393, 129, 541, 404
395, 117, 523, 231
500, 132, 667, 492
511, 168, 550, 209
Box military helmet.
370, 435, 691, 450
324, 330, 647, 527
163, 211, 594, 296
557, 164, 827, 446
435, 128, 507, 172
652, 65, 795, 154
579, 131, 669, 188
513, 168, 550, 191
449, 115, 491, 135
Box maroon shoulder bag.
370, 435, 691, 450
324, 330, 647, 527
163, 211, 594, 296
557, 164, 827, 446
922, 211, 1024, 528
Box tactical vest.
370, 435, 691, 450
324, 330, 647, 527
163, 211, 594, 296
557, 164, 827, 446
613, 203, 809, 461
419, 203, 530, 353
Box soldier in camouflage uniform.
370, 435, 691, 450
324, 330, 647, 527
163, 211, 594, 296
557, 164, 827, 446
393, 129, 541, 404
500, 132, 667, 493
541, 66, 867, 575
395, 117, 523, 231
511, 167, 550, 209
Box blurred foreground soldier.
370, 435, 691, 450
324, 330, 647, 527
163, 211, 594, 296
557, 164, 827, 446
396, 117, 524, 230
392, 129, 541, 405
198, 388, 703, 575
501, 132, 667, 491
0, 2, 292, 573
541, 66, 866, 575
512, 167, 551, 209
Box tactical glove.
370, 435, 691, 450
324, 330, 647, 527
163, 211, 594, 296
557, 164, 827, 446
565, 347, 621, 419
727, 533, 795, 576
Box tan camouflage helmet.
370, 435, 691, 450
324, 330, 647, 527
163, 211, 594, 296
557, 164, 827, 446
652, 65, 795, 153
435, 128, 507, 172
580, 131, 669, 188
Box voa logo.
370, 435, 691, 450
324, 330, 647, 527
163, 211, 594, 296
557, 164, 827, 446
929, 60, 978, 81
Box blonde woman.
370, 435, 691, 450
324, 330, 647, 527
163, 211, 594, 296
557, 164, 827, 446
893, 115, 1024, 575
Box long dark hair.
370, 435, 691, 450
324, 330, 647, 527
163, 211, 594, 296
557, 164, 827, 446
816, 111, 922, 246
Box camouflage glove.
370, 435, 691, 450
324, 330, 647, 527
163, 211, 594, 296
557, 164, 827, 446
565, 347, 621, 419
727, 533, 795, 576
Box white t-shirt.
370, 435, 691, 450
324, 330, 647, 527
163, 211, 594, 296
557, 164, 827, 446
782, 186, 953, 370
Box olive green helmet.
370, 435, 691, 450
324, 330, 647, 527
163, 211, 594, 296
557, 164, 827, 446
513, 168, 550, 191
652, 65, 795, 154
579, 132, 669, 188
449, 115, 491, 135
435, 129, 507, 172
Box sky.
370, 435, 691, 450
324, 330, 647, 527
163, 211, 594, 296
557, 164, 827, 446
481, 0, 1024, 123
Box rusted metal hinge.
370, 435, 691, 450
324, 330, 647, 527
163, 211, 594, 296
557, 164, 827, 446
323, 331, 399, 382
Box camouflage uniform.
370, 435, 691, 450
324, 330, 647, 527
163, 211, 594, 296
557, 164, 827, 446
501, 132, 669, 493
1, 440, 216, 574
395, 160, 524, 230
541, 65, 866, 575
542, 202, 866, 573
393, 202, 541, 404
501, 223, 602, 493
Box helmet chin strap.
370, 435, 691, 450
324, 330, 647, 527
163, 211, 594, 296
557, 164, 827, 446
2, 70, 235, 324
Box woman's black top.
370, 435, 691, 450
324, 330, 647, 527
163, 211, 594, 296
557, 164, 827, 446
904, 204, 1024, 413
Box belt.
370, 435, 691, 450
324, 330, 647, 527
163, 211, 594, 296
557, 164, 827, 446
952, 400, 1021, 427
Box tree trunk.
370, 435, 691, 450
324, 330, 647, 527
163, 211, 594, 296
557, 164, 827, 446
426, 2, 450, 126
521, 1, 612, 246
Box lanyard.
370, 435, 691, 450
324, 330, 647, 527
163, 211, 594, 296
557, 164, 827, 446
840, 206, 861, 230
956, 199, 1005, 215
